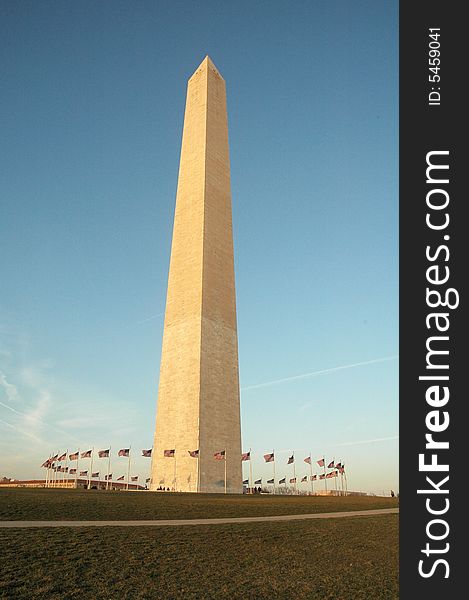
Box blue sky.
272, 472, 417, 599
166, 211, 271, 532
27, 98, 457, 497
0, 1, 398, 494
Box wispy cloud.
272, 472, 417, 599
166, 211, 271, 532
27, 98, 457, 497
335, 435, 399, 447
23, 390, 51, 430
241, 355, 398, 392
0, 372, 19, 402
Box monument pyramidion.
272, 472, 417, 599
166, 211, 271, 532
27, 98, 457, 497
150, 57, 242, 493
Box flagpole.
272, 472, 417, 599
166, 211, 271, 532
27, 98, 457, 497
323, 455, 327, 494
64, 449, 68, 488
173, 449, 177, 492
339, 458, 344, 496
75, 449, 80, 489
106, 446, 111, 491
272, 450, 276, 495
249, 448, 253, 494
332, 457, 337, 496
224, 449, 227, 494
88, 447, 94, 490
126, 446, 131, 491
309, 453, 313, 495
46, 455, 50, 488
196, 448, 200, 494
293, 452, 296, 495
55, 454, 58, 487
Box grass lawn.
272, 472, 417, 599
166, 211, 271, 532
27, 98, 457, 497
0, 515, 398, 599
0, 488, 398, 521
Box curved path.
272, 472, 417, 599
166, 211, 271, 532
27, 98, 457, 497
0, 507, 398, 528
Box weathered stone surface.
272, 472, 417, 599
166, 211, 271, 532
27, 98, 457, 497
151, 57, 242, 493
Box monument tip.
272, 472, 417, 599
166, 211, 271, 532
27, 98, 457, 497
194, 55, 223, 79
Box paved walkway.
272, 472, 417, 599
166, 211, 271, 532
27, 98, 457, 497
0, 507, 398, 528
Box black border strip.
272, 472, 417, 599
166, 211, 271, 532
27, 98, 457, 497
400, 2, 463, 596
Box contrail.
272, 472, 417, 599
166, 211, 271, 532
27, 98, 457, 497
335, 435, 399, 447
0, 401, 81, 443
335, 435, 399, 446
135, 312, 164, 325
0, 418, 45, 444
241, 355, 398, 391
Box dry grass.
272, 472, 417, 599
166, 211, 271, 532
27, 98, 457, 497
0, 515, 398, 599
0, 488, 398, 521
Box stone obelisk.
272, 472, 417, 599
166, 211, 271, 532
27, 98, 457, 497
150, 57, 242, 493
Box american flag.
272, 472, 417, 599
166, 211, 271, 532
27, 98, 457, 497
131, 476, 138, 482
56, 466, 62, 472
41, 460, 51, 468
267, 478, 274, 484
164, 449, 175, 458
188, 450, 199, 458
301, 476, 307, 482
310, 475, 317, 481
263, 452, 274, 463
304, 456, 311, 464
81, 450, 92, 459
105, 474, 112, 480
287, 455, 294, 464
117, 475, 125, 481
69, 468, 77, 475
243, 479, 249, 485
98, 449, 110, 458
92, 472, 99, 478
146, 478, 151, 483
79, 470, 87, 476
241, 451, 250, 461
327, 460, 335, 469
326, 472, 334, 479
279, 477, 286, 484
58, 453, 67, 462
118, 449, 130, 457
254, 478, 262, 485
69, 452, 79, 461
51, 454, 58, 461
142, 449, 152, 457
214, 450, 225, 460
289, 477, 296, 484
339, 464, 345, 474
317, 458, 325, 467
319, 474, 325, 480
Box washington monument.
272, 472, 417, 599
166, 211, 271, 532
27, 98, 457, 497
150, 57, 242, 493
